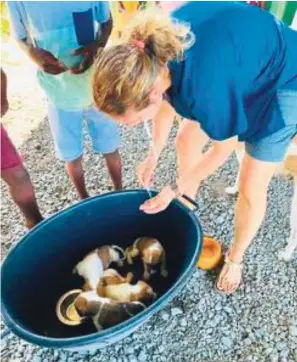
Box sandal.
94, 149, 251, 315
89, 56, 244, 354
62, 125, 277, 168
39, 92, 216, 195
216, 252, 243, 295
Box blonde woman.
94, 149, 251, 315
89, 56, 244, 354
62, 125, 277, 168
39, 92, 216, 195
92, 2, 297, 293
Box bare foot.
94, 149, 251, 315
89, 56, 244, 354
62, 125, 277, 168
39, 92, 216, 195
216, 260, 243, 294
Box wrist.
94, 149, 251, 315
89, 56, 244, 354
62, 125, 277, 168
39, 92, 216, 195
148, 148, 160, 161
170, 180, 182, 199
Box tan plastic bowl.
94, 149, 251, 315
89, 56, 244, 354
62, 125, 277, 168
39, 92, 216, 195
197, 236, 223, 270
56, 289, 83, 326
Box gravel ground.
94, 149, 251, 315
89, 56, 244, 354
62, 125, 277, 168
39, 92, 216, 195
1, 63, 297, 362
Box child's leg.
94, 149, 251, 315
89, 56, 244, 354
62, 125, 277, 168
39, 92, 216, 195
65, 156, 89, 199
103, 151, 122, 190
1, 125, 43, 228
47, 103, 89, 199
86, 107, 122, 190
1, 165, 43, 228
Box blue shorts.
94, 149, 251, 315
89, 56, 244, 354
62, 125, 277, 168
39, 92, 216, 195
47, 103, 120, 162
245, 90, 297, 162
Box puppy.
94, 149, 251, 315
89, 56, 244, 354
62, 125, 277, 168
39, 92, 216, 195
73, 245, 125, 291
74, 291, 146, 331
97, 280, 157, 303
126, 237, 168, 280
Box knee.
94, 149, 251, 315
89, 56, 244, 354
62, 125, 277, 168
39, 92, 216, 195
175, 130, 187, 151
9, 176, 35, 204
238, 181, 267, 208
65, 156, 82, 170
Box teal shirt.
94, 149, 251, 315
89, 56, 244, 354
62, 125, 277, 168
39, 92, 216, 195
7, 1, 110, 111
168, 2, 297, 142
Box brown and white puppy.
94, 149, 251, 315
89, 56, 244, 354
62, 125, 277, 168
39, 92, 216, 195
126, 237, 168, 280
96, 269, 134, 295
73, 245, 125, 291
74, 291, 146, 331
97, 280, 157, 303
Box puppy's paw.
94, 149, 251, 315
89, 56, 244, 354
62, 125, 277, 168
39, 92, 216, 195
126, 272, 134, 283
161, 269, 168, 278
143, 271, 150, 281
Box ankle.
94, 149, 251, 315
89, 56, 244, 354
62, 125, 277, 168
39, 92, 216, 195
24, 217, 43, 229
78, 192, 90, 200
227, 248, 244, 264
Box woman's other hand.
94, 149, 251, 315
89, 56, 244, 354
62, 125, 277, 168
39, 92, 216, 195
140, 185, 176, 214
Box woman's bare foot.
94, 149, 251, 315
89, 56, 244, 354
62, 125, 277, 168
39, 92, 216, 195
216, 256, 243, 294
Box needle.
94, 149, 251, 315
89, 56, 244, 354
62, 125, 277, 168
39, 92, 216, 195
143, 120, 158, 198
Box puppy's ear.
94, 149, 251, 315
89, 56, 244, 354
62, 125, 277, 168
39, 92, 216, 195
74, 296, 88, 316
125, 272, 134, 283
75, 296, 101, 317
151, 250, 163, 265
97, 280, 106, 297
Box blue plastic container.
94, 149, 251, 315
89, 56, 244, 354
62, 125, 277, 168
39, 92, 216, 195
1, 190, 202, 351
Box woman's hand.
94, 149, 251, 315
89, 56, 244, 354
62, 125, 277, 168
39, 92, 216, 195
137, 153, 158, 188
140, 186, 176, 214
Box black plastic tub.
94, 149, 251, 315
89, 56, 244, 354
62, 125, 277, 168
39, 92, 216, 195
1, 190, 203, 351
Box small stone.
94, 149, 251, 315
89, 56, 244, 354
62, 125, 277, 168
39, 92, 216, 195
161, 312, 170, 321
221, 336, 233, 348
216, 216, 225, 225
171, 307, 183, 316
289, 326, 297, 337
244, 338, 252, 346
138, 351, 147, 362
265, 348, 273, 356
180, 319, 187, 327
277, 341, 287, 351
270, 354, 279, 362
280, 349, 289, 358
192, 314, 198, 322
159, 345, 165, 353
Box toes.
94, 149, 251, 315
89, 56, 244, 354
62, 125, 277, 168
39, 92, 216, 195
216, 264, 242, 293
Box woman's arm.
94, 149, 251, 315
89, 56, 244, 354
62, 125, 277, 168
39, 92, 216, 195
137, 100, 176, 187
140, 137, 238, 214
148, 99, 176, 159
178, 137, 238, 195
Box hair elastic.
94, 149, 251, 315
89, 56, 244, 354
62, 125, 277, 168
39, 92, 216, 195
130, 39, 145, 51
